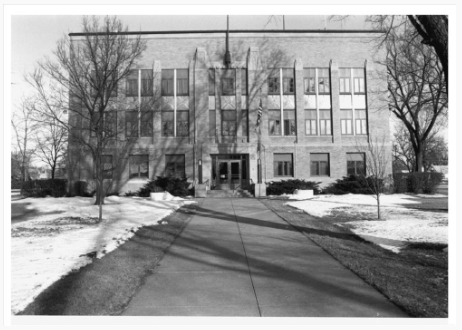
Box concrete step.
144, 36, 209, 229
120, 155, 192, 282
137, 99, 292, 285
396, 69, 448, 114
207, 189, 254, 198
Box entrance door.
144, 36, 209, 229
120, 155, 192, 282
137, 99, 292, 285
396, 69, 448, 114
217, 160, 241, 190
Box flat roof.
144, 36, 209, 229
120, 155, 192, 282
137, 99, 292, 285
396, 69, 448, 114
69, 29, 383, 37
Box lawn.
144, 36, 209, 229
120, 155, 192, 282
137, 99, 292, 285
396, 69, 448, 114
11, 195, 196, 315
260, 194, 448, 318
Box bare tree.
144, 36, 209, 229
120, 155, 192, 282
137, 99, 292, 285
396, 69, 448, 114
11, 97, 40, 182
330, 15, 448, 91
26, 16, 147, 222
393, 121, 447, 173
357, 136, 391, 220
33, 112, 68, 179
384, 23, 447, 172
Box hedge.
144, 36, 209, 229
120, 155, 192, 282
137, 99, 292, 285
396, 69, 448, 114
393, 172, 444, 194
266, 179, 321, 196
21, 179, 67, 198
137, 176, 193, 197
323, 175, 380, 195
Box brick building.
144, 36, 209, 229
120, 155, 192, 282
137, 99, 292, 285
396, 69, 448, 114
68, 29, 392, 196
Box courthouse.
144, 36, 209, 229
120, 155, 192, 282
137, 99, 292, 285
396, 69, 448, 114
67, 29, 391, 196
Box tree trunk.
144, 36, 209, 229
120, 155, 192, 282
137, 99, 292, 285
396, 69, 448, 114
415, 149, 424, 173
51, 165, 56, 179
377, 194, 381, 220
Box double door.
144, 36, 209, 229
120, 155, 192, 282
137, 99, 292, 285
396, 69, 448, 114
217, 160, 241, 190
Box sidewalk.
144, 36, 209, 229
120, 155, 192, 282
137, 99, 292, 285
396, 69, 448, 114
122, 198, 408, 317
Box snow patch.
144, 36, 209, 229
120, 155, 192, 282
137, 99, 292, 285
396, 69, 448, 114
11, 196, 195, 314
286, 193, 448, 253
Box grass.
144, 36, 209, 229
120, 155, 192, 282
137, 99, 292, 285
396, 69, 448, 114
18, 200, 201, 315
260, 198, 448, 318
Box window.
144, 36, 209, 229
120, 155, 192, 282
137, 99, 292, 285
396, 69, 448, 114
222, 78, 235, 95
104, 111, 117, 138
140, 111, 153, 137
209, 69, 215, 95
304, 68, 316, 94
161, 69, 174, 96
305, 110, 317, 135
339, 68, 351, 94
222, 110, 236, 136
129, 155, 149, 179
102, 155, 113, 179
126, 70, 138, 97
341, 109, 353, 135
283, 110, 296, 135
241, 110, 248, 137
90, 112, 100, 138
209, 110, 216, 138
269, 110, 281, 135
311, 154, 330, 176
177, 111, 189, 137
241, 69, 247, 95
317, 68, 330, 94
165, 155, 185, 178
126, 111, 138, 138
319, 110, 332, 135
176, 69, 189, 96
268, 74, 280, 94
221, 69, 235, 95
161, 111, 174, 136
140, 70, 153, 96
274, 154, 293, 177
282, 69, 294, 94
353, 68, 365, 94
347, 153, 365, 176
355, 109, 367, 135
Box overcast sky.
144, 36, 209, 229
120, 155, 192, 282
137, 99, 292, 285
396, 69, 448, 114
10, 15, 370, 109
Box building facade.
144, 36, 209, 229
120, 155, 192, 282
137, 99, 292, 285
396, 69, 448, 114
68, 30, 392, 195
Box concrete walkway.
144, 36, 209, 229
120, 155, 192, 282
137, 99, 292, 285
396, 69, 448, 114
122, 198, 408, 317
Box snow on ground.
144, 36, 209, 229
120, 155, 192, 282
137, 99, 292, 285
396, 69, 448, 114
286, 194, 448, 253
11, 195, 195, 314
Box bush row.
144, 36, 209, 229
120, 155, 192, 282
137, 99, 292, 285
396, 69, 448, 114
266, 179, 321, 195
265, 172, 443, 196
323, 175, 380, 195
21, 179, 67, 198
137, 176, 194, 197
393, 172, 444, 194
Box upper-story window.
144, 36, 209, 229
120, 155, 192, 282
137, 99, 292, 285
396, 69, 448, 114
209, 69, 215, 95
161, 69, 189, 96
339, 68, 351, 94
304, 68, 316, 94
126, 69, 152, 97
161, 69, 174, 96
241, 69, 247, 95
353, 68, 365, 94
317, 68, 330, 94
176, 69, 189, 96
221, 69, 235, 95
140, 70, 153, 96
282, 69, 294, 94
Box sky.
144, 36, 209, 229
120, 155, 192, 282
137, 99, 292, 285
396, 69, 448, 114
10, 15, 370, 110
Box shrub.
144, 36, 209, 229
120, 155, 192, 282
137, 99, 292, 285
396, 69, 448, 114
392, 173, 408, 194
124, 190, 137, 197
323, 175, 381, 195
266, 179, 321, 196
73, 181, 93, 197
422, 172, 444, 194
21, 179, 67, 198
137, 176, 192, 197
392, 172, 443, 194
